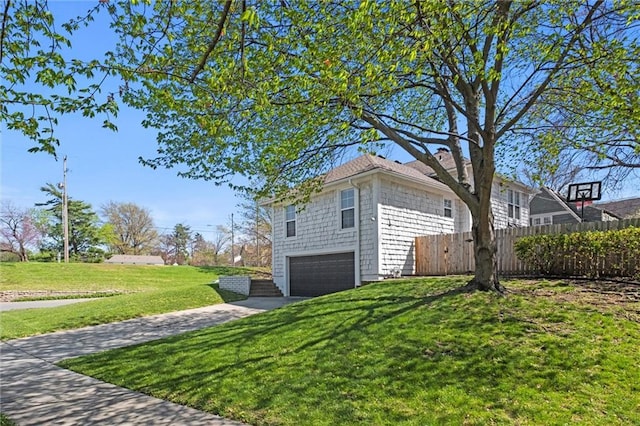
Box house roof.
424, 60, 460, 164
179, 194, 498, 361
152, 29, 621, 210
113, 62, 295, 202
105, 255, 165, 265
595, 197, 640, 219
404, 149, 531, 192
266, 150, 531, 206
324, 150, 533, 194
324, 154, 451, 191
404, 148, 462, 177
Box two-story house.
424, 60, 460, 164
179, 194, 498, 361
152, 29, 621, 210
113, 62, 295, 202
267, 150, 532, 297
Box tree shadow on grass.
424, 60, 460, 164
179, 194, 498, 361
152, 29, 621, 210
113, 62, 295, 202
59, 279, 637, 425
60, 283, 486, 414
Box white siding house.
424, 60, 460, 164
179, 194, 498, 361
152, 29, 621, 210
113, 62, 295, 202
269, 152, 531, 297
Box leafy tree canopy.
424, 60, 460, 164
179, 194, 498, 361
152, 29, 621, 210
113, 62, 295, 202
1, 1, 119, 156
36, 183, 105, 256
516, 15, 640, 191
101, 201, 158, 255
99, 1, 639, 200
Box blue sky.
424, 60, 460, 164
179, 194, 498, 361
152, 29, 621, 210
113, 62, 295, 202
0, 2, 244, 236
1, 107, 242, 234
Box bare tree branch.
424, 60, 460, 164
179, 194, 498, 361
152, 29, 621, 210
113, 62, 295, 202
496, 0, 605, 139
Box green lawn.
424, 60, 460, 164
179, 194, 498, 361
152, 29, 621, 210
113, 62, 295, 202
60, 277, 640, 425
0, 262, 250, 339
0, 413, 16, 426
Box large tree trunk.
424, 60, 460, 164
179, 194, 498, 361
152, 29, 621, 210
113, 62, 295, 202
19, 243, 28, 262
469, 215, 504, 293
467, 137, 504, 294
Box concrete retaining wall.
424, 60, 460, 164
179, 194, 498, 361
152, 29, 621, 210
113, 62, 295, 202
219, 276, 251, 295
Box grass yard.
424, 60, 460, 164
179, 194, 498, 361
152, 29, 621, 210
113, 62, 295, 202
0, 262, 250, 339
0, 413, 16, 426
60, 277, 640, 425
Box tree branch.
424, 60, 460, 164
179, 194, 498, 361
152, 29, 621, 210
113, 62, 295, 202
189, 0, 233, 83
0, 0, 10, 63
360, 111, 477, 209
496, 0, 605, 139
484, 0, 512, 131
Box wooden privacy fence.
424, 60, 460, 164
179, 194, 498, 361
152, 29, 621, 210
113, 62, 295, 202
415, 218, 640, 276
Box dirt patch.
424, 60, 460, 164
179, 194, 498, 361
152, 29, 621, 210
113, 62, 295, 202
0, 290, 123, 302
511, 279, 640, 323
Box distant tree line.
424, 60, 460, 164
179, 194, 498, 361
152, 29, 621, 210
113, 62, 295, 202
0, 186, 271, 266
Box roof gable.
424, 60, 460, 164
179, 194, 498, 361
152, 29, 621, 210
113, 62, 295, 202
530, 187, 579, 218
324, 154, 448, 189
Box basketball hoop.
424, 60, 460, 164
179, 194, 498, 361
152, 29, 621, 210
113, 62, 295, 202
567, 181, 602, 222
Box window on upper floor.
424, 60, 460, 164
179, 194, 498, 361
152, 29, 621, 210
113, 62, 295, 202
507, 189, 521, 220
285, 205, 296, 237
444, 199, 453, 218
340, 188, 355, 229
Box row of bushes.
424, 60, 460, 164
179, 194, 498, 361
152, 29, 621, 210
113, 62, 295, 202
514, 226, 640, 279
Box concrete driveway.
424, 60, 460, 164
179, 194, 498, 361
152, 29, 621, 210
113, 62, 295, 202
0, 297, 302, 425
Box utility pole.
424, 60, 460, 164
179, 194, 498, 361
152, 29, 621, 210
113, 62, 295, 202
255, 202, 260, 267
230, 213, 235, 266
61, 156, 69, 263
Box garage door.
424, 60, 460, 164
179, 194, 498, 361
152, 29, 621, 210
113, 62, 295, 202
289, 252, 355, 297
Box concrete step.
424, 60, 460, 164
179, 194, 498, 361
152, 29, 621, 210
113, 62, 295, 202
249, 280, 283, 297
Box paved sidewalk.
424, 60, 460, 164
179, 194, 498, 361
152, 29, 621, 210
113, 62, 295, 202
1, 298, 301, 425
0, 298, 99, 311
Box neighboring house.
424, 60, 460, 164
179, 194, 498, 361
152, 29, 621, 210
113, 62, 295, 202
105, 255, 165, 265
595, 197, 640, 219
268, 150, 532, 297
529, 187, 619, 225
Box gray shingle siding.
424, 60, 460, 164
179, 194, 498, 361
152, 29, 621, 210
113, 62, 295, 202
270, 154, 533, 291
530, 189, 565, 215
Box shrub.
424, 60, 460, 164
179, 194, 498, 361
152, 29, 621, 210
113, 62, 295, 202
29, 251, 57, 262
515, 227, 640, 279
0, 252, 20, 262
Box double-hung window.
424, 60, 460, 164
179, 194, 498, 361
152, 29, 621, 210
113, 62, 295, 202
340, 188, 355, 229
444, 199, 453, 218
507, 189, 521, 220
285, 205, 296, 237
